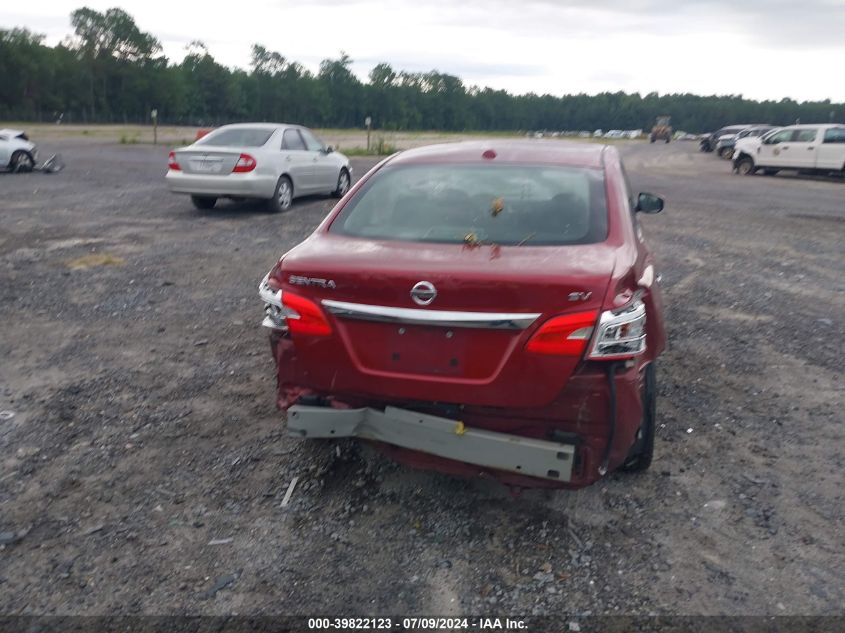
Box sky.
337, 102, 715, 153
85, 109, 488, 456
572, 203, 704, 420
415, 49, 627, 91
3, 0, 844, 102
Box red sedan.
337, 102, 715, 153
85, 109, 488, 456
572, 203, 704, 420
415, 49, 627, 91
259, 140, 666, 489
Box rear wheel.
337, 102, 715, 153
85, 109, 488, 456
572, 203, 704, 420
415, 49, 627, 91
735, 156, 755, 176
190, 195, 217, 210
649, 136, 656, 143
10, 150, 34, 173
665, 137, 670, 143
333, 168, 351, 198
268, 175, 293, 213
620, 363, 656, 473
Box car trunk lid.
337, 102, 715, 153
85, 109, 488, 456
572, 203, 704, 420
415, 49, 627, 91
175, 149, 242, 175
278, 236, 616, 407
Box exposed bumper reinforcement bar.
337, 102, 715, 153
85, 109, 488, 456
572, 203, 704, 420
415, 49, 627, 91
286, 405, 575, 482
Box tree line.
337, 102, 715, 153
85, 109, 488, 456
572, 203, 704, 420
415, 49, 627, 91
1, 7, 842, 133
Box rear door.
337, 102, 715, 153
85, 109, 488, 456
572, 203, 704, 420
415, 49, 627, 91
280, 128, 314, 192
816, 127, 845, 170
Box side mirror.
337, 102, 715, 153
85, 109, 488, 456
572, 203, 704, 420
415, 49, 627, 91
636, 192, 664, 214
324, 146, 334, 154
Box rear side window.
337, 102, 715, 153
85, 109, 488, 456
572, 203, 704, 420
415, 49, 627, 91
197, 128, 274, 147
282, 129, 306, 150
823, 128, 845, 143
331, 164, 608, 246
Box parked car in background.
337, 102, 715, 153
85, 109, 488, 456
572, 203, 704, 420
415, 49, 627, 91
715, 125, 778, 159
0, 129, 38, 172
733, 124, 845, 177
259, 140, 667, 490
166, 123, 352, 211
699, 124, 767, 152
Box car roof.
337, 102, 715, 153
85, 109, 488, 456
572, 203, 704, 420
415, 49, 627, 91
777, 123, 845, 130
0, 128, 26, 137
387, 140, 608, 168
214, 122, 294, 130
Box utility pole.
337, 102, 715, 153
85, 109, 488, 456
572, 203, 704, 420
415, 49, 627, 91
151, 109, 158, 145
365, 116, 372, 152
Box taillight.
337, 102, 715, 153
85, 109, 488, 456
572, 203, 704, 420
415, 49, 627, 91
587, 299, 647, 360
525, 310, 598, 356
232, 153, 256, 173
168, 151, 181, 171
282, 292, 332, 336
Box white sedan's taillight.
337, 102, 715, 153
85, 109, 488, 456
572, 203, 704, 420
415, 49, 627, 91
168, 151, 181, 170
233, 153, 256, 173
588, 299, 647, 360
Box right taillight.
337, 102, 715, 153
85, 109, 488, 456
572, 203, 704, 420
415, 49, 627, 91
587, 299, 647, 360
168, 151, 181, 170
232, 153, 256, 173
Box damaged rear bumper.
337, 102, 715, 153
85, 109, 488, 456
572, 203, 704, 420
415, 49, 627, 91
287, 404, 575, 482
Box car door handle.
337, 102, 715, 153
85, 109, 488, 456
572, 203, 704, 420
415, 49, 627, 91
285, 156, 291, 161
781, 145, 789, 150
807, 146, 814, 150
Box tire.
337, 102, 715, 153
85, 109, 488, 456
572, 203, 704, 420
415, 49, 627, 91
190, 195, 217, 210
735, 156, 755, 176
332, 168, 351, 198
649, 136, 656, 143
763, 168, 779, 176
10, 150, 34, 173
718, 147, 733, 159
620, 363, 656, 473
268, 175, 293, 213
665, 137, 670, 143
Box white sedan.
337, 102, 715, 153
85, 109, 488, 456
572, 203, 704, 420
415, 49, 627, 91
0, 129, 38, 172
166, 123, 353, 212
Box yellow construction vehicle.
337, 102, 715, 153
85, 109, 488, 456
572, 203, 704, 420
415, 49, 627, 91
650, 116, 673, 143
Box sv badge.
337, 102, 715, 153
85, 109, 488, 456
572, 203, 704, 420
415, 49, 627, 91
568, 291, 592, 302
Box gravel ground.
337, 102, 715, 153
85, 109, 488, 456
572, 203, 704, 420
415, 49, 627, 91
0, 138, 842, 616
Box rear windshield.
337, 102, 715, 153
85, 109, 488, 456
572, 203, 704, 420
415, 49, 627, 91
197, 128, 274, 147
330, 164, 608, 246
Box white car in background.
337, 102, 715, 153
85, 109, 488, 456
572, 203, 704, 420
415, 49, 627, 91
166, 123, 353, 211
733, 124, 845, 177
0, 129, 38, 172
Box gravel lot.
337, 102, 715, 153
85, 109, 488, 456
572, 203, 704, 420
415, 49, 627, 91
0, 137, 842, 616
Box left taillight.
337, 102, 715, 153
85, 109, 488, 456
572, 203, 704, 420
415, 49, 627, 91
525, 310, 598, 356
259, 274, 332, 336
167, 151, 181, 171
232, 153, 256, 173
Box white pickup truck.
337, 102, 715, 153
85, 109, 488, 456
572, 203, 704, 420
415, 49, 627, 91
733, 124, 845, 177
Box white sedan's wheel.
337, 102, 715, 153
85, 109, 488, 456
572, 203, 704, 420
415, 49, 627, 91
333, 169, 351, 198
269, 176, 293, 213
